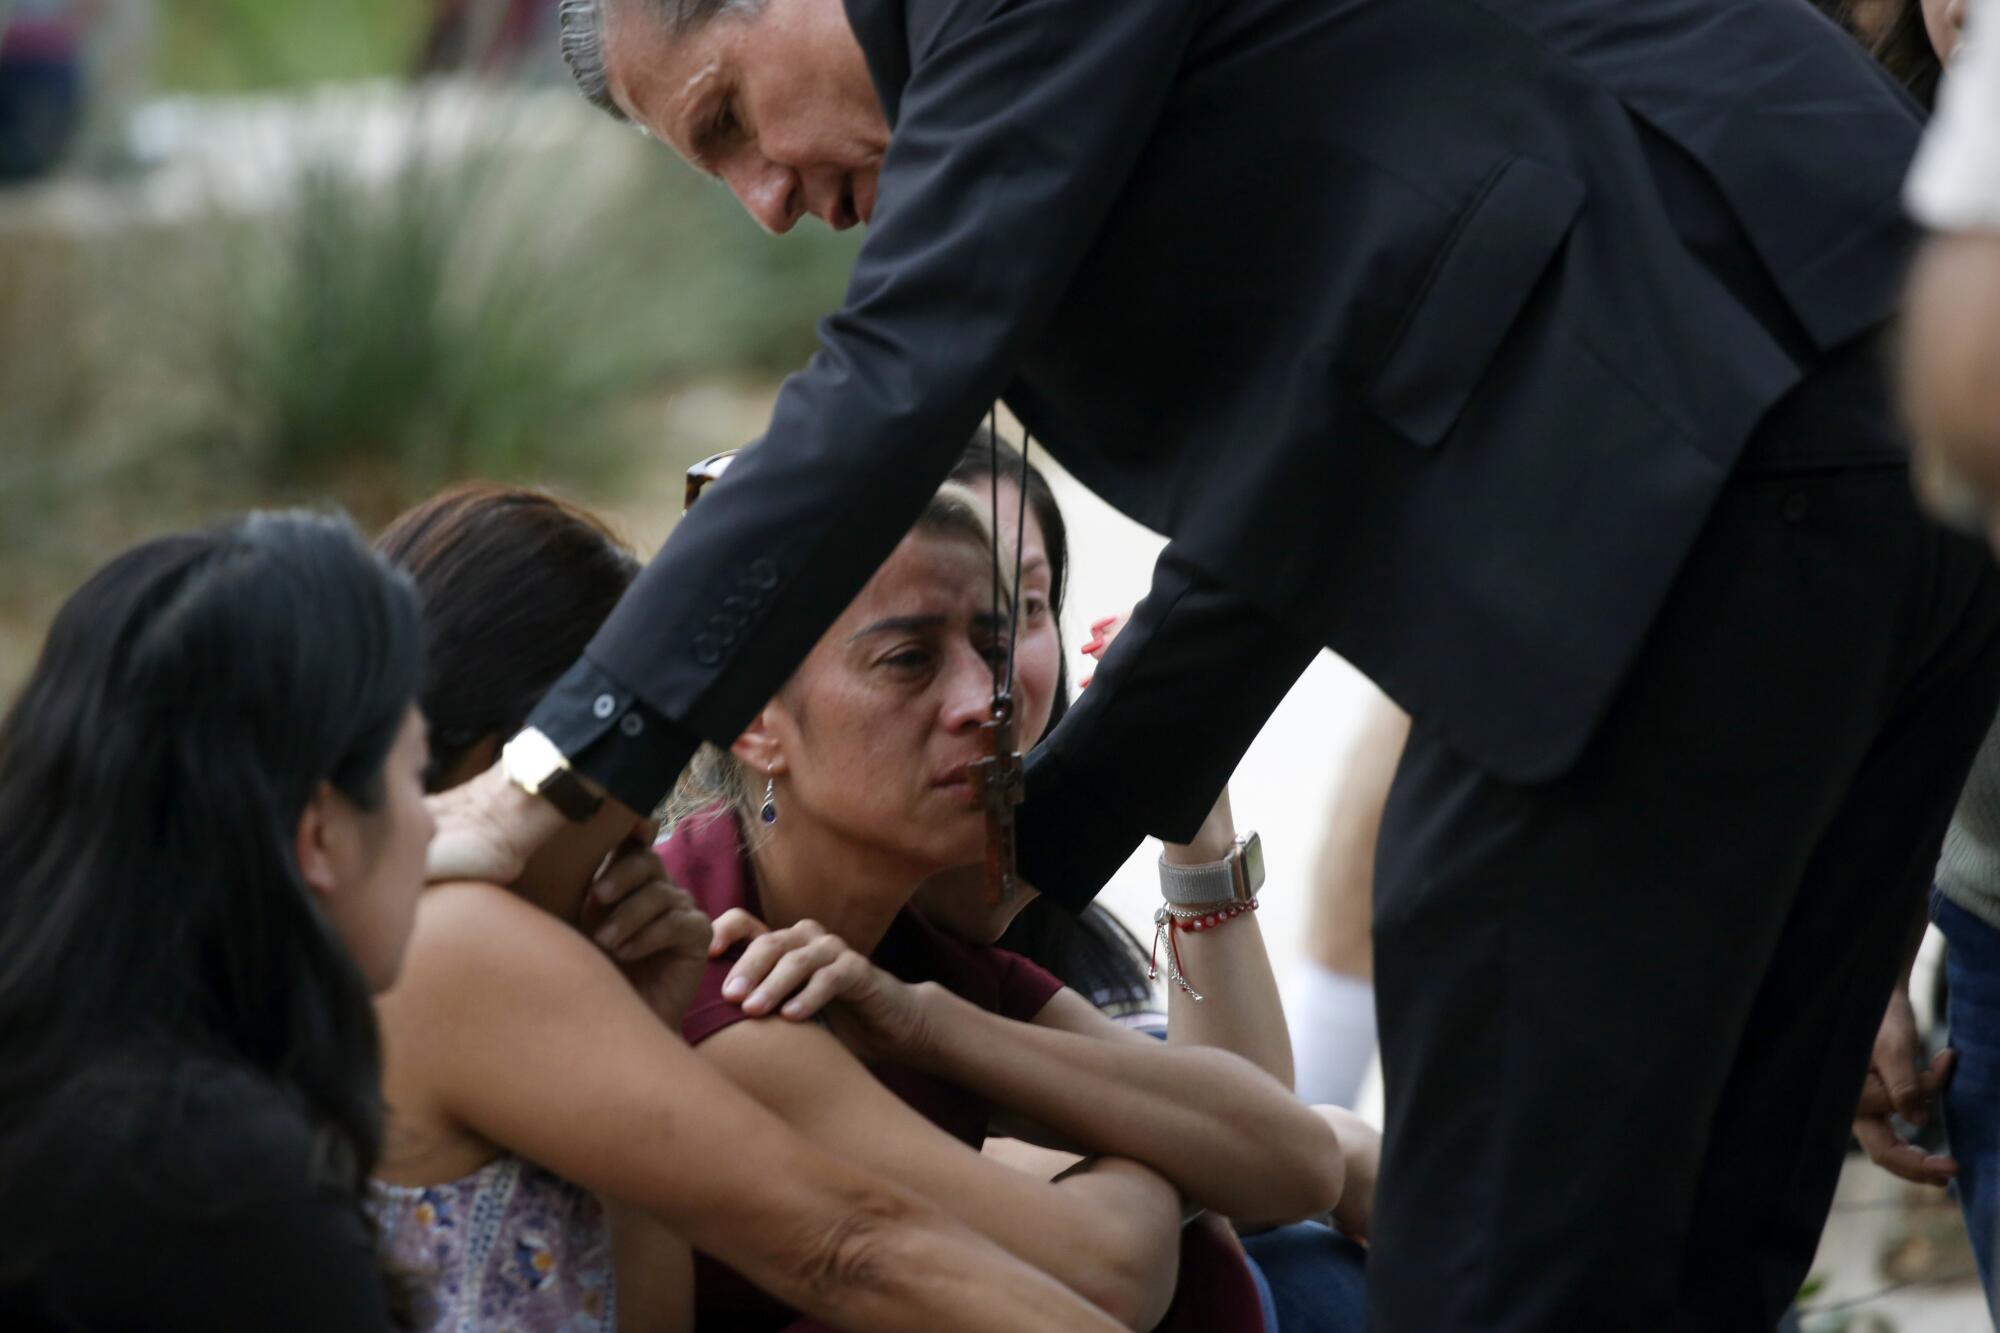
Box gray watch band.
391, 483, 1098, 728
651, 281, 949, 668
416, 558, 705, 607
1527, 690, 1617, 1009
1157, 831, 1264, 905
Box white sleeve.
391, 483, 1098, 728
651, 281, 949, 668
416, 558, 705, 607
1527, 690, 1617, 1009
1908, 0, 2000, 231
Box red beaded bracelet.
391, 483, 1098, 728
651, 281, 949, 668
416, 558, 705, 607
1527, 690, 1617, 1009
1148, 898, 1260, 1000
1164, 898, 1260, 932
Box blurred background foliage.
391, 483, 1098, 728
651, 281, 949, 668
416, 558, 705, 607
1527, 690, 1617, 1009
0, 0, 859, 693
160, 0, 420, 91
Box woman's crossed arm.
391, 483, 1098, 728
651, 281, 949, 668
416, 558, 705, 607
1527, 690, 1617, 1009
380, 883, 1125, 1333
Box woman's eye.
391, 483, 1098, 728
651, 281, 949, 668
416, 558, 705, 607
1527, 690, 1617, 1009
1022, 596, 1049, 621
714, 102, 740, 142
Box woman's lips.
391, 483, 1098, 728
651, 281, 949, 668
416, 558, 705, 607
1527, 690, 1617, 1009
932, 763, 980, 807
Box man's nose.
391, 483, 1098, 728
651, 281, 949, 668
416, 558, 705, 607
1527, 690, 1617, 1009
723, 156, 802, 235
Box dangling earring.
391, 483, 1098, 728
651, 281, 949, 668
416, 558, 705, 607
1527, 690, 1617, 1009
759, 771, 778, 825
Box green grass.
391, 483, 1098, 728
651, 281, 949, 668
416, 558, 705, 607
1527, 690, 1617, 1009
160, 0, 422, 92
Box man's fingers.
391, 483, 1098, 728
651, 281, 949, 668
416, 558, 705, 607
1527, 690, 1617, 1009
1884, 1072, 1929, 1125
1855, 1070, 1894, 1119
1879, 1048, 1958, 1123
1930, 1047, 1958, 1090
1853, 1116, 1959, 1186
1856, 1064, 1888, 1112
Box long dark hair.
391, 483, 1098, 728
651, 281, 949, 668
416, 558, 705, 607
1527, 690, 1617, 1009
375, 485, 639, 792
0, 511, 424, 1248
951, 431, 1156, 1013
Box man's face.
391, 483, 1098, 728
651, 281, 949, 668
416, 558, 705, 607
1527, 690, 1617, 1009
604, 0, 891, 235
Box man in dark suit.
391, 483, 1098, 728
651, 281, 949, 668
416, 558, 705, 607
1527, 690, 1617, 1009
431, 0, 2000, 1325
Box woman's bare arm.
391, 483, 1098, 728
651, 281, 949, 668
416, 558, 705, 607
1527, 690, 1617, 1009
696, 1014, 1183, 1330
1154, 786, 1295, 1084
958, 986, 1342, 1226
712, 905, 1340, 1230
379, 884, 1126, 1333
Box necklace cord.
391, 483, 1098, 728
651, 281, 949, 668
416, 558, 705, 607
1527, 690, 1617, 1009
1003, 431, 1031, 693
987, 406, 1005, 704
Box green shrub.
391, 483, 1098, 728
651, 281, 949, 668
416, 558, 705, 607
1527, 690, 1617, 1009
159, 91, 857, 520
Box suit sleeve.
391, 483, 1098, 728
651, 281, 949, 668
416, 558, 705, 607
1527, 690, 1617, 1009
1019, 548, 1326, 913
528, 0, 1206, 812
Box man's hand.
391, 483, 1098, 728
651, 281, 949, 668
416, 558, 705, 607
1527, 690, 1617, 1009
1851, 983, 1958, 1187
425, 759, 573, 887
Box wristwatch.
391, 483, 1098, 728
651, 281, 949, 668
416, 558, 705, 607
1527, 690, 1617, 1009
1158, 831, 1264, 906
501, 727, 604, 823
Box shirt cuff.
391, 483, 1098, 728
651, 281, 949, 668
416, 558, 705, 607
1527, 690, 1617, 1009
524, 658, 700, 816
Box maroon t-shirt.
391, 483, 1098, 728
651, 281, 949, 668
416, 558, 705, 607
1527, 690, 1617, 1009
661, 808, 1064, 1330
660, 808, 1267, 1333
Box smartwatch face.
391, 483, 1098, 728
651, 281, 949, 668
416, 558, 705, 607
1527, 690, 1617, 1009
1237, 833, 1265, 896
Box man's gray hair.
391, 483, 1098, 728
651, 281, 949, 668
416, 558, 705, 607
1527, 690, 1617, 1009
558, 0, 765, 122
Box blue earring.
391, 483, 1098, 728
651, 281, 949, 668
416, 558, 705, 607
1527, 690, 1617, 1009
760, 773, 778, 825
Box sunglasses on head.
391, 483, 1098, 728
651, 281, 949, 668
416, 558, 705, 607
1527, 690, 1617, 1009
683, 449, 741, 513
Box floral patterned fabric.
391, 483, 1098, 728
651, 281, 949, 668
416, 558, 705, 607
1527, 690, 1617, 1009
371, 1155, 616, 1333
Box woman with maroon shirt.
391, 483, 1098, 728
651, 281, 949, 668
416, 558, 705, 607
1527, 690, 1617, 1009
364, 485, 1129, 1333
652, 480, 1356, 1330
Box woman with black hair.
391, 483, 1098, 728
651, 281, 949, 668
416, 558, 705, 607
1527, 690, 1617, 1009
0, 510, 435, 1330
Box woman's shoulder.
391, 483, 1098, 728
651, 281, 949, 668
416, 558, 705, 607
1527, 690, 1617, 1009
403, 880, 601, 987
386, 881, 635, 1069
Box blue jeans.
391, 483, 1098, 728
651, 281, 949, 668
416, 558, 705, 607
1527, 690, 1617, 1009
1241, 1221, 1368, 1332
1938, 892, 2000, 1322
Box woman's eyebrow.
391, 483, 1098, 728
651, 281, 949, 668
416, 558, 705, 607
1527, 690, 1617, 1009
849, 613, 947, 642
848, 610, 1009, 642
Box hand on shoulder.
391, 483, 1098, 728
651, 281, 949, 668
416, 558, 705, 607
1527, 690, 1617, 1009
710, 912, 943, 1065
581, 839, 715, 1027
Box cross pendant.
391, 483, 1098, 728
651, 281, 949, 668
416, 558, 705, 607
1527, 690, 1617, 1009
967, 697, 1025, 906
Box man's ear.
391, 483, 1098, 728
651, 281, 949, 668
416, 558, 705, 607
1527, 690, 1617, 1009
730, 707, 785, 774
295, 781, 340, 902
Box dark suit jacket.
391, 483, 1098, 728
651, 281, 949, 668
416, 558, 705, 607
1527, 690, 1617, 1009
530, 0, 1924, 909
